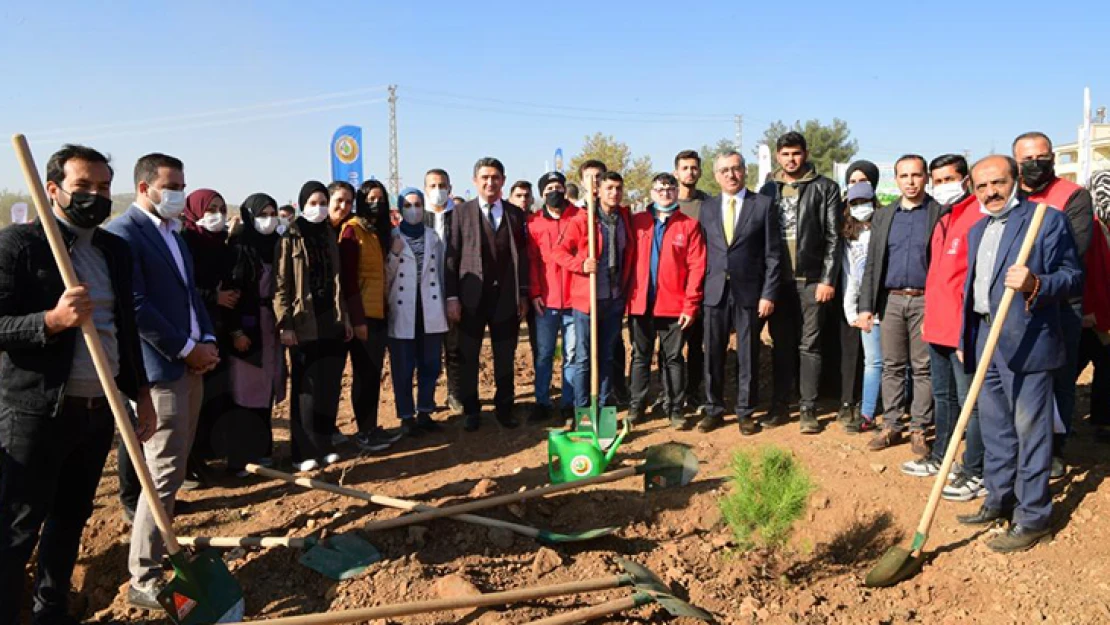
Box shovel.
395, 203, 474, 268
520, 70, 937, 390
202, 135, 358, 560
362, 443, 698, 533
245, 464, 617, 544
229, 558, 675, 625
178, 534, 381, 581
11, 134, 244, 624
865, 202, 1050, 588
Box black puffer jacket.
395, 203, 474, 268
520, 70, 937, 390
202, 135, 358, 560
759, 167, 843, 285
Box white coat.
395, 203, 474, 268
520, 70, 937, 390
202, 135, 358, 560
387, 227, 448, 339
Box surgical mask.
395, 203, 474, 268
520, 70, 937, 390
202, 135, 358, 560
982, 184, 1019, 218
655, 201, 678, 213
197, 212, 226, 233
932, 180, 967, 205
151, 188, 186, 221
849, 202, 874, 221
301, 204, 328, 223
58, 189, 112, 229
255, 216, 278, 235
1020, 158, 1055, 191
402, 205, 424, 224
426, 188, 449, 207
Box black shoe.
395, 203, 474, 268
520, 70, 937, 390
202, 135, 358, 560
528, 404, 551, 424
355, 431, 391, 452
738, 417, 761, 436
495, 410, 520, 429
669, 413, 690, 430
416, 412, 442, 432
799, 407, 822, 434
836, 403, 855, 426
1050, 456, 1066, 479
696, 414, 723, 433
762, 404, 790, 428
181, 476, 202, 491
401, 419, 424, 438
957, 504, 1011, 526
987, 523, 1052, 553
128, 584, 164, 611
174, 499, 194, 515
627, 405, 645, 425
463, 413, 480, 432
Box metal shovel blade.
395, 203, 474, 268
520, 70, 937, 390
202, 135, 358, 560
298, 533, 381, 581
616, 558, 668, 594
641, 443, 699, 491
536, 525, 621, 545
617, 559, 714, 620
649, 590, 715, 621
157, 551, 245, 624
864, 545, 925, 587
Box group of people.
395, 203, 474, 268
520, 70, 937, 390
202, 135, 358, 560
1, 128, 1109, 622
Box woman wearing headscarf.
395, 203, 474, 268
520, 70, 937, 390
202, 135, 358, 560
275, 181, 352, 472
220, 193, 287, 475
1081, 171, 1110, 441
181, 189, 238, 485
386, 188, 448, 436
338, 179, 405, 450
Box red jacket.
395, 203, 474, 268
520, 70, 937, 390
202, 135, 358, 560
550, 206, 636, 314
922, 194, 983, 348
527, 204, 580, 310
626, 209, 707, 319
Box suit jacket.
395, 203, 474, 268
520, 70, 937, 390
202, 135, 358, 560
106, 205, 215, 384
859, 194, 945, 315
700, 191, 783, 308
444, 198, 529, 313
959, 199, 1083, 373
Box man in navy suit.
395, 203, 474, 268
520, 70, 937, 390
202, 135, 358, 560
956, 155, 1082, 553
698, 151, 783, 434
105, 153, 220, 609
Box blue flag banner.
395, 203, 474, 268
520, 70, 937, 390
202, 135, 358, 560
554, 148, 564, 174
331, 125, 363, 187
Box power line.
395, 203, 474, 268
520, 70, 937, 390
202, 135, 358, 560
404, 97, 731, 124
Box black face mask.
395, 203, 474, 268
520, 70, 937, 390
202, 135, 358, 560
363, 199, 385, 216
544, 191, 565, 209
59, 189, 112, 229
1020, 158, 1056, 191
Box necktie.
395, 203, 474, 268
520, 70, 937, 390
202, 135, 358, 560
724, 197, 736, 244
484, 205, 497, 229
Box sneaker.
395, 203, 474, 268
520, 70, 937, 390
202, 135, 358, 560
900, 457, 940, 477
910, 432, 930, 457
296, 459, 320, 472
799, 407, 822, 434
836, 403, 855, 426
843, 414, 874, 434
373, 425, 403, 444
416, 412, 442, 432
355, 431, 391, 453
323, 452, 341, 466
331, 432, 349, 446
942, 474, 987, 502
401, 419, 424, 438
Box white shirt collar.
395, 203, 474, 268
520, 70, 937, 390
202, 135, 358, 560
134, 202, 180, 233
722, 188, 747, 205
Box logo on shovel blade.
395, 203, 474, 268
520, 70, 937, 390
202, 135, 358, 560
172, 592, 197, 620
570, 454, 594, 477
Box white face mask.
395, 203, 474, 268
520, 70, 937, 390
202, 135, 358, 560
152, 188, 186, 221
198, 212, 226, 233
301, 203, 328, 223
255, 216, 278, 235
402, 206, 425, 225
932, 180, 967, 205
850, 202, 874, 221
426, 188, 449, 208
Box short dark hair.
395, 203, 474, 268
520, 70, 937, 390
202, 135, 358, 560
328, 181, 355, 198
134, 153, 183, 186
776, 132, 807, 152
1012, 131, 1053, 151
674, 150, 700, 167
600, 171, 624, 184
566, 183, 581, 199
473, 157, 505, 177
651, 172, 678, 187
579, 159, 607, 176
452, 196, 466, 205
278, 204, 295, 215
46, 144, 113, 186
510, 180, 533, 194
894, 154, 928, 174
425, 168, 450, 183
929, 154, 969, 178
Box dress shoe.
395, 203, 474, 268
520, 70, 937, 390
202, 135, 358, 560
416, 412, 442, 432
127, 584, 164, 611
495, 410, 519, 429
799, 407, 822, 434
697, 414, 724, 433
910, 431, 930, 457
669, 413, 690, 430
1050, 456, 1066, 479
528, 404, 551, 424
957, 504, 1011, 526
867, 429, 901, 451
761, 404, 790, 428
463, 413, 480, 432
738, 417, 761, 436
836, 403, 855, 426
987, 524, 1052, 553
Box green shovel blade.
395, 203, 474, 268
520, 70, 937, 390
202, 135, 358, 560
299, 533, 381, 581
536, 525, 621, 544
157, 550, 245, 624
641, 443, 699, 491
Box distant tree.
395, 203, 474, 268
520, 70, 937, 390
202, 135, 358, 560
568, 133, 654, 203
758, 118, 858, 178
694, 139, 763, 195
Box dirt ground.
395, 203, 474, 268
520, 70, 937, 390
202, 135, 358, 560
59, 337, 1109, 625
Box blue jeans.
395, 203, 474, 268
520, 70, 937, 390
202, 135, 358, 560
860, 322, 883, 419
533, 308, 579, 408
928, 344, 984, 475
388, 332, 444, 420
572, 298, 625, 408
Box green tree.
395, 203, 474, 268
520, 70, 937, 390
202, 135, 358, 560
757, 118, 858, 178
568, 133, 654, 203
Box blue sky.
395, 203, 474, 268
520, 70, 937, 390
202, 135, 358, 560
1, 0, 1106, 205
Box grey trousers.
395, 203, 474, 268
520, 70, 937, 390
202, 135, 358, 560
880, 293, 933, 432
128, 372, 203, 590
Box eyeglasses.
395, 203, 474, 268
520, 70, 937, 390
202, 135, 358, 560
716, 166, 745, 174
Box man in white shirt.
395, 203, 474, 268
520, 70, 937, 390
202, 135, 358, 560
423, 168, 464, 413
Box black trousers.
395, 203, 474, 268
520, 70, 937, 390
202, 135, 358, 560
1, 400, 114, 624
289, 338, 346, 462
349, 318, 387, 434
764, 281, 827, 409
629, 314, 686, 414
704, 291, 762, 420
610, 325, 630, 403
444, 324, 462, 400
458, 304, 520, 417
839, 314, 863, 405
684, 316, 705, 406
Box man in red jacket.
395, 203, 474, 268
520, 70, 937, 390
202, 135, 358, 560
626, 173, 707, 428
526, 172, 580, 423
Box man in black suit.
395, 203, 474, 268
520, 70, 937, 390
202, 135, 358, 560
698, 151, 783, 434
445, 157, 530, 431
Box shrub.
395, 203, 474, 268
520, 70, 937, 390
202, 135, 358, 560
718, 446, 814, 550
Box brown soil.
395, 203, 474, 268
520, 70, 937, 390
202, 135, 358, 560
61, 339, 1110, 624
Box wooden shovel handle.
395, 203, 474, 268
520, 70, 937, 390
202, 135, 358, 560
233, 575, 626, 625
360, 465, 638, 533
10, 134, 182, 556
523, 595, 641, 625
912, 202, 1050, 555
585, 181, 599, 399
179, 537, 309, 548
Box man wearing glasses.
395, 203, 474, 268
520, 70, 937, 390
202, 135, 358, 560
625, 173, 707, 428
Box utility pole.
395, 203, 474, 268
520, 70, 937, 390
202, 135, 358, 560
734, 114, 743, 154
388, 84, 400, 196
